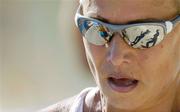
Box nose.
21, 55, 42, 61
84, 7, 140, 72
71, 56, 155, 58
106, 33, 135, 66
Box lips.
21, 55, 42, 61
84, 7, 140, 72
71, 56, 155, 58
108, 76, 139, 93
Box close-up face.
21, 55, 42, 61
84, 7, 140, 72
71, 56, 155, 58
79, 0, 180, 111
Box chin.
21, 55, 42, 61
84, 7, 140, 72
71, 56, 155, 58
100, 82, 150, 111
107, 95, 145, 111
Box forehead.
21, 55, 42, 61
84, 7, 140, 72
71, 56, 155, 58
82, 0, 178, 24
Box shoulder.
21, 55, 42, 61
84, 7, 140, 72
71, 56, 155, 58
39, 87, 97, 112
39, 95, 77, 112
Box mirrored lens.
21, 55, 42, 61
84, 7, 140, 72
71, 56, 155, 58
122, 25, 165, 49
78, 19, 112, 45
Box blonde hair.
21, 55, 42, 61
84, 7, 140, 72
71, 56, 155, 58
79, 0, 84, 4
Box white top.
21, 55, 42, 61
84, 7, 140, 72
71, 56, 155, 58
69, 87, 97, 112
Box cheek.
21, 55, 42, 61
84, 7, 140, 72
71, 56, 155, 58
87, 44, 107, 66
137, 37, 179, 89
83, 38, 104, 61
83, 39, 107, 79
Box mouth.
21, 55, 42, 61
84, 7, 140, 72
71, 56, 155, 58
108, 76, 139, 93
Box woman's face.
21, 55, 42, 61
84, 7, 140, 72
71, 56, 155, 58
82, 0, 180, 110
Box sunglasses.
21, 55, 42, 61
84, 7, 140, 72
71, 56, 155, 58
75, 6, 180, 49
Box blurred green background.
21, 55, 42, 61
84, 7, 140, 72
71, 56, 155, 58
1, 0, 95, 112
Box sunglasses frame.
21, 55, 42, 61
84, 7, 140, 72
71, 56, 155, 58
75, 5, 180, 48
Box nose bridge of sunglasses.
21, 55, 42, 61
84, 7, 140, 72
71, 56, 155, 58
104, 23, 126, 31
106, 24, 129, 39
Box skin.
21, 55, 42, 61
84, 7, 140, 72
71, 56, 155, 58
81, 0, 180, 112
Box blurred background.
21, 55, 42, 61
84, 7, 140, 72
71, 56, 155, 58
1, 0, 96, 112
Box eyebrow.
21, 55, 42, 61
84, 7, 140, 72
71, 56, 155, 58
90, 15, 165, 24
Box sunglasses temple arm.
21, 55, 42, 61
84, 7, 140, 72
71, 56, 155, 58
75, 5, 82, 27
165, 15, 179, 33
172, 15, 180, 25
